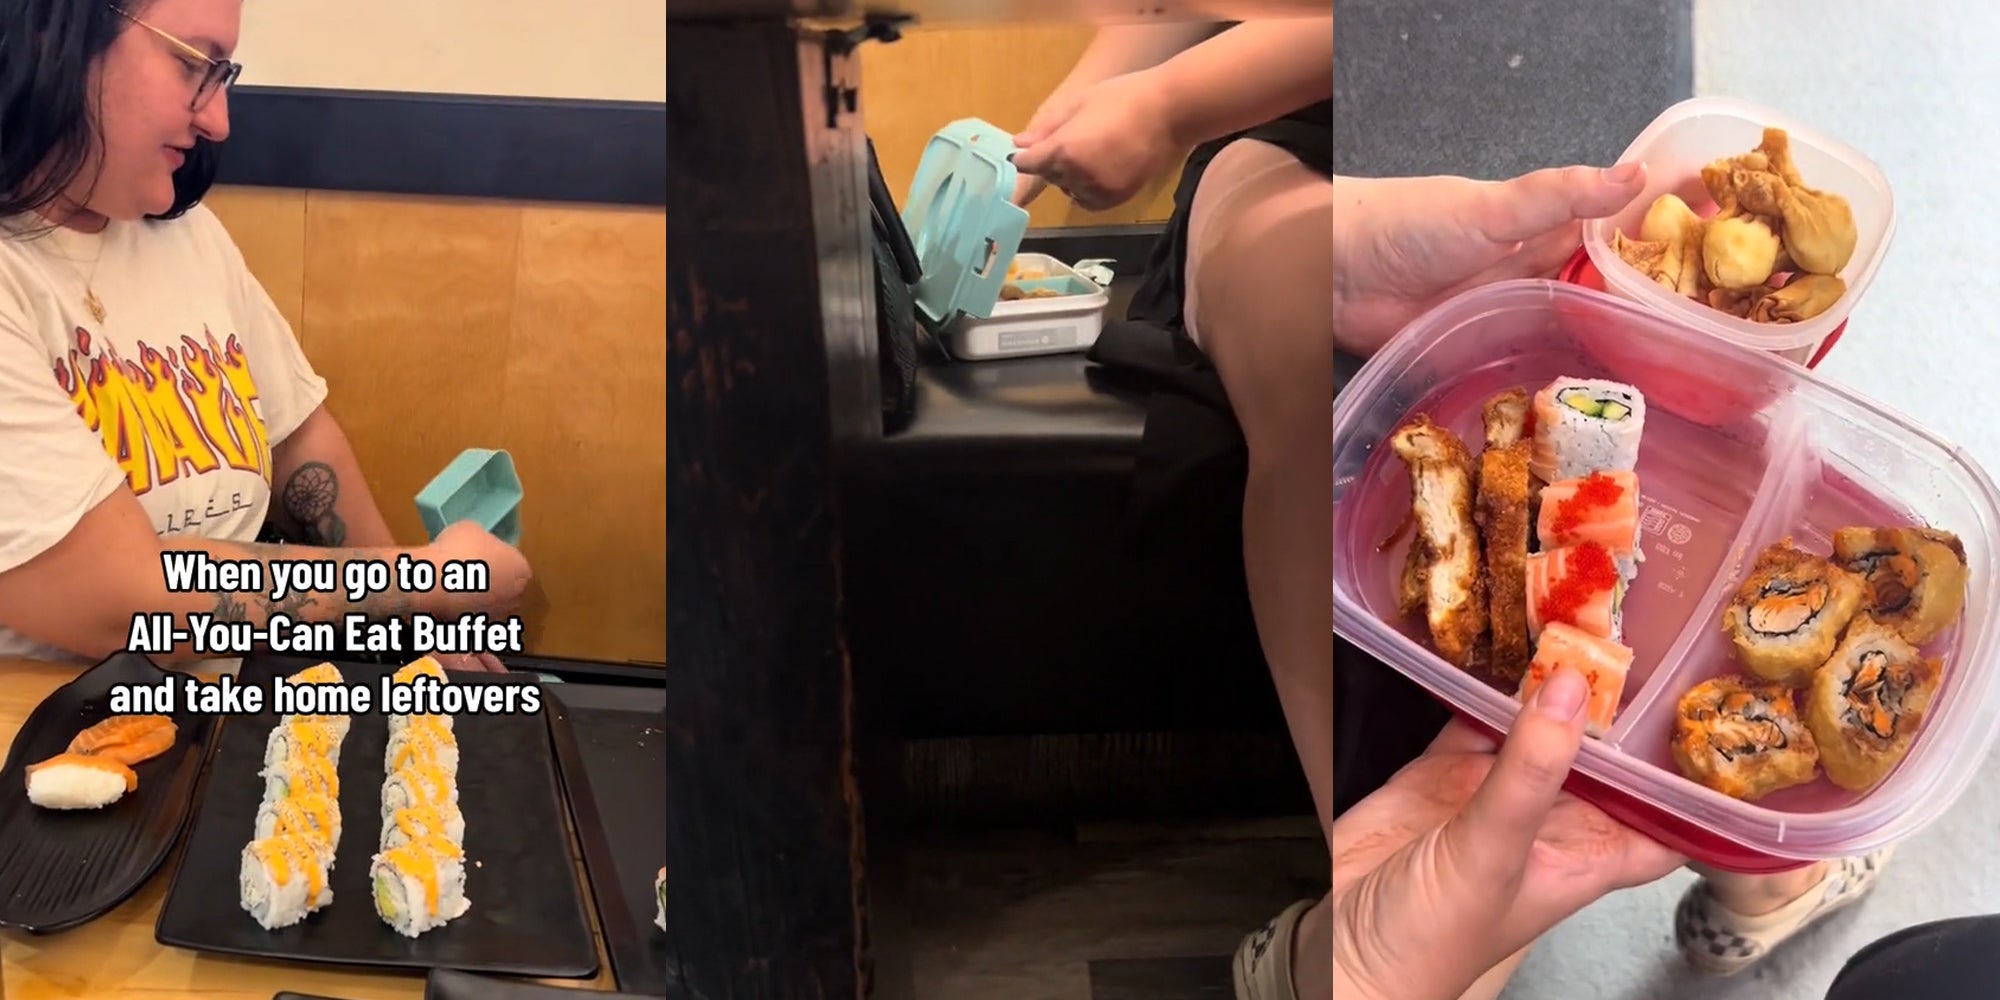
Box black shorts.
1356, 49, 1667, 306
1100, 100, 1453, 820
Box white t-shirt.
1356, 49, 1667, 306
0, 205, 328, 661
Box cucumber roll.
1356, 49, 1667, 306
380, 761, 457, 820
382, 802, 466, 851
240, 835, 332, 929
371, 840, 470, 937
1528, 377, 1646, 484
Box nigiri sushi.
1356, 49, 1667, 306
25, 752, 138, 810
67, 714, 176, 765
1515, 622, 1632, 737
1805, 616, 1944, 791
1832, 526, 1969, 646
1670, 674, 1820, 801
1722, 540, 1867, 687
1536, 470, 1641, 562
1526, 542, 1624, 641
1529, 377, 1646, 484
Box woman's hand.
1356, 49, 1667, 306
429, 652, 508, 673
1010, 68, 1182, 211
1332, 667, 1684, 1000
1333, 164, 1649, 357
422, 521, 532, 618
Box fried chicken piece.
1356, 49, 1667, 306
1389, 415, 1488, 669
1476, 439, 1533, 678
1481, 388, 1531, 450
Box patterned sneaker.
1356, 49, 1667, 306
1675, 847, 1893, 975
1232, 898, 1313, 999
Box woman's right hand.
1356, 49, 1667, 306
423, 521, 531, 616
1008, 68, 1182, 212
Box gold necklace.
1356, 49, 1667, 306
52, 234, 107, 323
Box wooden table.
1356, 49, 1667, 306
0, 656, 619, 1000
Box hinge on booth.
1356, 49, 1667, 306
820, 13, 911, 128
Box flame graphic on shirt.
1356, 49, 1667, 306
52, 326, 271, 496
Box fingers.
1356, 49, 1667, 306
1425, 717, 1498, 756
1442, 667, 1590, 879
1473, 163, 1647, 245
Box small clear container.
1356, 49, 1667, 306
1332, 279, 2000, 871
1581, 96, 1897, 366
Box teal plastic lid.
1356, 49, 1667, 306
415, 448, 522, 545
898, 117, 1030, 330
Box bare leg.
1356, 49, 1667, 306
1701, 864, 1830, 916
1185, 137, 1337, 843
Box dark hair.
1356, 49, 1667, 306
0, 0, 219, 226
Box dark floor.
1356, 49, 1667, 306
902, 817, 1326, 999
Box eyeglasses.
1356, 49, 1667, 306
112, 5, 242, 112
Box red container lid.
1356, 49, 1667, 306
1556, 247, 1846, 371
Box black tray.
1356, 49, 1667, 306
546, 682, 668, 995
428, 966, 670, 999
0, 651, 217, 933
156, 655, 598, 978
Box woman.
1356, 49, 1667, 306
0, 0, 528, 671
1013, 18, 1891, 997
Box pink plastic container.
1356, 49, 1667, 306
1332, 279, 2000, 872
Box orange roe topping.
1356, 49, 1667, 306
1541, 542, 1620, 627
1552, 472, 1625, 538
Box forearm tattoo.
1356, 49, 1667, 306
281, 461, 348, 547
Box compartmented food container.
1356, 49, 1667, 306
898, 118, 1109, 361
1332, 279, 2000, 871
1577, 96, 1896, 367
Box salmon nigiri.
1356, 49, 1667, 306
1516, 622, 1634, 737
1526, 541, 1624, 641
26, 752, 139, 809
1537, 470, 1641, 559
67, 714, 177, 765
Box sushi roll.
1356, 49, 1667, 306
1525, 542, 1624, 642
1535, 470, 1641, 563
287, 662, 345, 686
371, 840, 471, 937
1722, 540, 1867, 687
382, 802, 467, 851
654, 867, 666, 931
1670, 674, 1821, 801
385, 722, 459, 778
1805, 616, 1944, 791
25, 752, 137, 810
1515, 622, 1632, 737
263, 718, 343, 770
1832, 526, 1969, 646
240, 834, 332, 929
253, 792, 342, 861
1529, 378, 1646, 484
261, 750, 340, 802
393, 656, 448, 686
380, 761, 457, 819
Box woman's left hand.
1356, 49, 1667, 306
428, 652, 508, 673
1332, 668, 1684, 1000
1333, 163, 1649, 357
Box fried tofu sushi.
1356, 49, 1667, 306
1670, 675, 1820, 801
1389, 414, 1488, 669
1832, 526, 1969, 646
1722, 540, 1866, 687
1805, 616, 1944, 791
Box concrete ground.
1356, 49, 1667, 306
1501, 2, 2000, 997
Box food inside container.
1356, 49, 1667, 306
998, 260, 1095, 300
1332, 278, 2000, 870
1581, 97, 1895, 366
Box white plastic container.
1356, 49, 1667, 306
1581, 96, 1897, 366
937, 252, 1109, 361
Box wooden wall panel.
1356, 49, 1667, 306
857, 26, 1185, 229
207, 184, 666, 667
